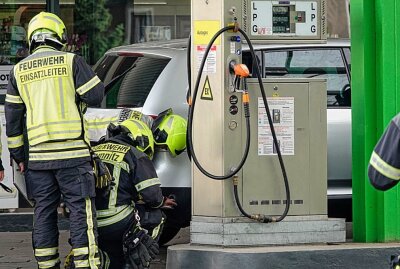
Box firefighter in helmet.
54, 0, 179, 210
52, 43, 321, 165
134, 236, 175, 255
5, 12, 104, 269
93, 118, 177, 269
151, 111, 188, 158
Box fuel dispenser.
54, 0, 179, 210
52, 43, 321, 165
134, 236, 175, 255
189, 0, 345, 246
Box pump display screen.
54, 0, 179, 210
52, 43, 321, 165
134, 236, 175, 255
248, 0, 323, 40
272, 6, 291, 33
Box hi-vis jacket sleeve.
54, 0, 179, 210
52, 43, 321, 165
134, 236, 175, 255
73, 55, 104, 107
368, 113, 400, 191
5, 70, 25, 164
132, 154, 164, 209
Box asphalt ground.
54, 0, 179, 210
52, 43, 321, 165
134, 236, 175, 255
0, 228, 190, 269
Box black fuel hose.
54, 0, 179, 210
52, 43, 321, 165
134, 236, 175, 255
186, 35, 192, 161
233, 184, 252, 219
188, 26, 250, 180
188, 25, 290, 222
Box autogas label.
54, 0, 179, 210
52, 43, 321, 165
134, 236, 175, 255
251, 1, 318, 36
193, 20, 221, 45
258, 97, 294, 155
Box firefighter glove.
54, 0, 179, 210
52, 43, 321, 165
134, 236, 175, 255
92, 152, 113, 189
141, 232, 159, 259
123, 228, 158, 269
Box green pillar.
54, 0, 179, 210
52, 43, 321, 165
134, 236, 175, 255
352, 0, 400, 242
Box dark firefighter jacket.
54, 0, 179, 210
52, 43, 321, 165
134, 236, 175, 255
368, 113, 400, 191
93, 133, 164, 227
5, 47, 104, 169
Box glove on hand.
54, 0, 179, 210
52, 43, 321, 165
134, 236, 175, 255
124, 242, 152, 269
123, 229, 156, 269
141, 233, 159, 259
92, 152, 113, 189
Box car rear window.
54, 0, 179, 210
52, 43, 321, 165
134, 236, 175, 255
93, 54, 170, 108
94, 55, 118, 81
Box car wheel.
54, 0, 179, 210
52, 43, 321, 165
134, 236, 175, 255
159, 226, 181, 246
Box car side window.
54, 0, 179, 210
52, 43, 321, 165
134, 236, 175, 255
261, 48, 350, 108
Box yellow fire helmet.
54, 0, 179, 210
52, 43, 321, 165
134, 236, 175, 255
120, 119, 155, 160
152, 114, 187, 157
27, 12, 67, 52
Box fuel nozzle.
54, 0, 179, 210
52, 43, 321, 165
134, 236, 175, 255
229, 61, 250, 92
233, 64, 250, 78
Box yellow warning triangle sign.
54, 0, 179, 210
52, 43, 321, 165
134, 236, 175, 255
201, 76, 213, 100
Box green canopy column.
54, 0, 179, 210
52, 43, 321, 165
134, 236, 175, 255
352, 0, 400, 242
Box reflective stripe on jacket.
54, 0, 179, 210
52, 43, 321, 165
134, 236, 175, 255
368, 113, 400, 191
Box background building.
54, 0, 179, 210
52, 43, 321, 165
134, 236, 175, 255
1, 0, 348, 65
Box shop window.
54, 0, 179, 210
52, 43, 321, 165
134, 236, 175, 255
0, 2, 46, 104
129, 2, 190, 43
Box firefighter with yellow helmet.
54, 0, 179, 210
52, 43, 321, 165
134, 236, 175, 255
151, 111, 188, 158
5, 12, 104, 269
92, 118, 177, 269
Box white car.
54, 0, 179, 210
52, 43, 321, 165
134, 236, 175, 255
89, 38, 351, 244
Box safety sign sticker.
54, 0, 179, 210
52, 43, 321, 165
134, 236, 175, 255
258, 97, 294, 155
196, 45, 217, 74
201, 75, 213, 100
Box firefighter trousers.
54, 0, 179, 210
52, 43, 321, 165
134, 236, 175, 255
26, 162, 100, 269
97, 212, 135, 269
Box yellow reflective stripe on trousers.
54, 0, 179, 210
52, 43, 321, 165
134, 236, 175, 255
76, 76, 101, 95
74, 257, 101, 268
135, 178, 161, 192
73, 246, 99, 256
103, 251, 110, 269
97, 204, 129, 218
5, 93, 23, 104
84, 197, 98, 269
35, 247, 58, 256
370, 151, 400, 180
38, 258, 60, 268
30, 149, 90, 161
97, 205, 134, 227
7, 135, 24, 148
